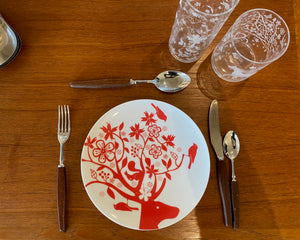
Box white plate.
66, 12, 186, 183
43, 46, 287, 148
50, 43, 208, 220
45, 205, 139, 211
81, 99, 210, 230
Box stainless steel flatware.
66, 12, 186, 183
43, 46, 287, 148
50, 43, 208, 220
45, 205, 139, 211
69, 70, 191, 93
223, 130, 240, 229
209, 100, 232, 227
57, 105, 71, 232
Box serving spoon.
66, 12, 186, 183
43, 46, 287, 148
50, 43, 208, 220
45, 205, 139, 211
69, 70, 191, 93
223, 130, 240, 229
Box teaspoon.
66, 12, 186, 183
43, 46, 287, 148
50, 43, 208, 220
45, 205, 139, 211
223, 130, 240, 229
69, 70, 191, 93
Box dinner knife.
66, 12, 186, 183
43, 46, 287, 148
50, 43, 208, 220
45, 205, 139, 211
209, 99, 232, 227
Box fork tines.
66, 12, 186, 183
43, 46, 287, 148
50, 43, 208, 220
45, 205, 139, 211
58, 105, 71, 134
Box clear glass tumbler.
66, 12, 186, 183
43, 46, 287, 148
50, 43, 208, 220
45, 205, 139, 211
169, 0, 239, 63
211, 9, 290, 82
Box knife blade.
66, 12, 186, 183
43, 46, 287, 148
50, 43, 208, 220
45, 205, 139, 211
209, 99, 232, 227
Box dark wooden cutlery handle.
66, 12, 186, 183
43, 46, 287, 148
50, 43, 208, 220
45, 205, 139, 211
231, 180, 240, 229
57, 167, 66, 232
70, 79, 132, 88
217, 160, 232, 227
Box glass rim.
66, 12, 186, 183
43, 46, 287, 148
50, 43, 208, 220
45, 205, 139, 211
230, 8, 290, 65
185, 0, 240, 17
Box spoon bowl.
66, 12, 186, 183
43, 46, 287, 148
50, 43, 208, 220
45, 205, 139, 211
223, 130, 240, 163
152, 70, 191, 93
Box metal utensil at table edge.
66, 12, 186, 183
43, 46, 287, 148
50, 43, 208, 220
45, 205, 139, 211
208, 99, 232, 227
223, 130, 240, 229
57, 105, 71, 232
0, 14, 21, 68
69, 70, 191, 93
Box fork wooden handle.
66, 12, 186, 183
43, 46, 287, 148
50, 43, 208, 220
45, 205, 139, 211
57, 166, 66, 232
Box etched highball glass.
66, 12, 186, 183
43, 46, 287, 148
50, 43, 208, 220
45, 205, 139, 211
169, 0, 239, 63
211, 9, 290, 82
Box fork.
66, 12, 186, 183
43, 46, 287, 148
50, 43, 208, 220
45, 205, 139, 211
57, 105, 71, 232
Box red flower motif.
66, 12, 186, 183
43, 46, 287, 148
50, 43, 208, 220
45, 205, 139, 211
141, 111, 157, 126
84, 136, 97, 148
146, 164, 158, 178
101, 123, 118, 140
149, 144, 162, 159
170, 151, 178, 161
148, 124, 161, 138
129, 123, 144, 140
162, 135, 175, 147
93, 140, 114, 163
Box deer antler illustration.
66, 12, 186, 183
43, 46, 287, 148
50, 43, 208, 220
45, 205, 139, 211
82, 103, 198, 229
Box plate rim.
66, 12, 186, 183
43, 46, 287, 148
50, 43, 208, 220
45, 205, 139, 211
80, 99, 210, 230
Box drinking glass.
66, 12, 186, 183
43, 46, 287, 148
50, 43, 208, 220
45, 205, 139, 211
169, 0, 240, 63
0, 14, 21, 68
211, 9, 290, 82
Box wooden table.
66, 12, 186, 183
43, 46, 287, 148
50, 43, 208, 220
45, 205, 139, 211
0, 0, 299, 239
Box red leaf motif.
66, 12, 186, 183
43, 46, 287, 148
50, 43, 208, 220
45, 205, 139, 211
162, 159, 167, 167
123, 138, 129, 142
115, 141, 119, 150
145, 157, 151, 166
161, 144, 168, 152
90, 169, 97, 179
97, 165, 105, 171
165, 172, 171, 180
124, 147, 129, 153
148, 137, 154, 142
122, 157, 128, 169
167, 159, 172, 169
107, 188, 115, 199
119, 122, 124, 130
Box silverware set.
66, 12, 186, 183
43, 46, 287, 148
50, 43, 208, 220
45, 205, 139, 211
209, 99, 240, 229
55, 100, 240, 231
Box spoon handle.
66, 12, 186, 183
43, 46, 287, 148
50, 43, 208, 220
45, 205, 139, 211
69, 79, 135, 88
217, 160, 233, 227
230, 180, 240, 229
133, 79, 154, 84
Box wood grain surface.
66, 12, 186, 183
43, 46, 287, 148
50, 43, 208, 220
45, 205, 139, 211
0, 0, 299, 239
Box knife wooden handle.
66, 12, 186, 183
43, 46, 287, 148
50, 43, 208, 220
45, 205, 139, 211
231, 180, 240, 229
217, 160, 232, 227
57, 166, 66, 232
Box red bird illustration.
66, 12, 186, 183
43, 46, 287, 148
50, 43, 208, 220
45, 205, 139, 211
114, 202, 139, 211
151, 103, 167, 121
188, 143, 198, 169
125, 171, 143, 181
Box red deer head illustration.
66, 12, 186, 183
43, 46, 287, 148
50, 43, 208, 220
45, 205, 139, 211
82, 103, 198, 229
139, 200, 179, 229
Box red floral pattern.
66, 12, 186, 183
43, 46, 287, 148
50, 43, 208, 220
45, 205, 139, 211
92, 140, 114, 163
148, 144, 162, 159
82, 103, 198, 230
